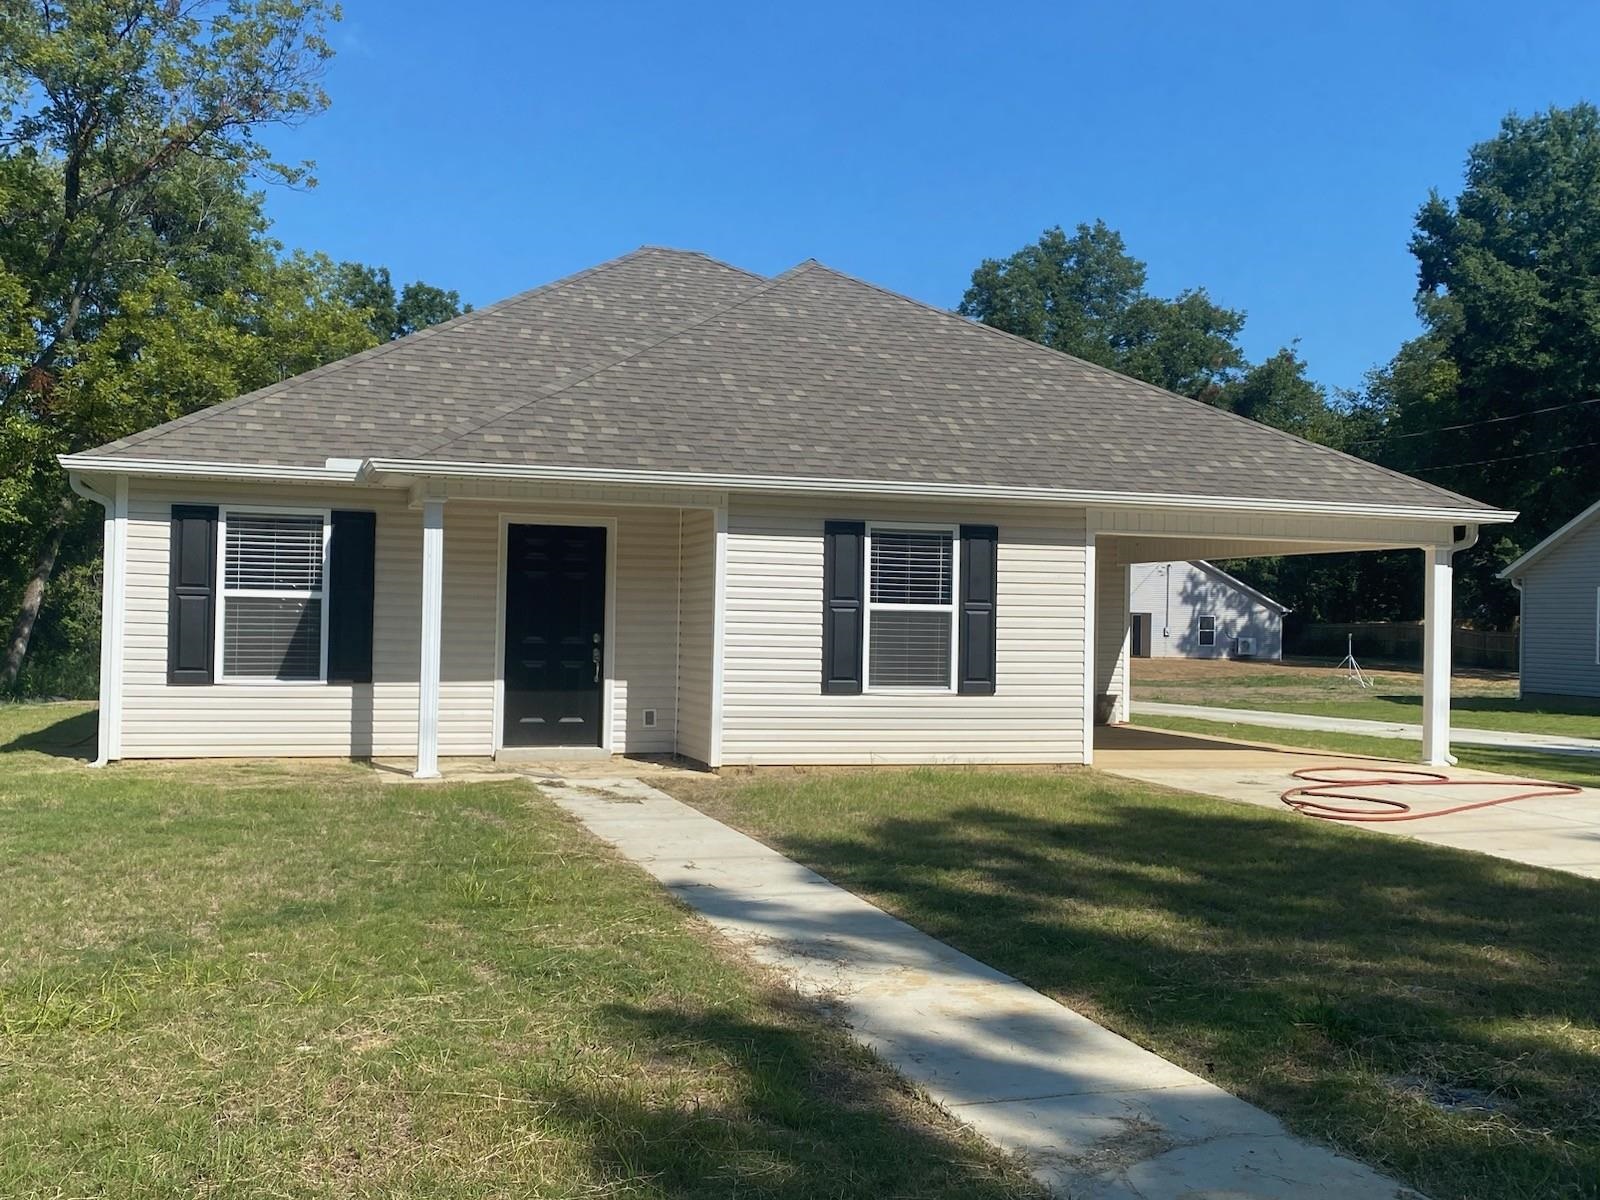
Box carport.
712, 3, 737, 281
1088, 505, 1481, 766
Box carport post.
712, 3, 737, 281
1420, 544, 1453, 767
414, 497, 445, 780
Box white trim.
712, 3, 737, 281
1083, 530, 1097, 766
1500, 499, 1600, 579
1420, 544, 1454, 767
1197, 613, 1218, 648
213, 504, 332, 685
861, 521, 960, 694
709, 504, 728, 768
59, 454, 365, 483
415, 499, 445, 779
73, 473, 128, 766
491, 513, 619, 755
57, 452, 1517, 524
355, 457, 1516, 525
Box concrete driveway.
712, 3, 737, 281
1097, 726, 1600, 878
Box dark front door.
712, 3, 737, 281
503, 523, 606, 747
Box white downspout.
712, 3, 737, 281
69, 473, 126, 767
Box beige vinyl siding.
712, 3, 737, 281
675, 509, 717, 763
120, 481, 690, 759
1094, 545, 1130, 721
721, 496, 1087, 765
1520, 516, 1600, 698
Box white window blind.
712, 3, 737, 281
220, 512, 327, 680
867, 527, 956, 689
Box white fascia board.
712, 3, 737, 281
360, 457, 1518, 526
1497, 497, 1600, 579
58, 454, 369, 484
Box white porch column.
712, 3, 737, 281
1082, 528, 1097, 766
414, 498, 445, 780
77, 474, 127, 767
1421, 544, 1453, 766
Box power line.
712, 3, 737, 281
1409, 438, 1600, 474
1347, 396, 1600, 446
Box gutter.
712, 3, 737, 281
56, 452, 1519, 526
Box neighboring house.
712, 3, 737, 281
1500, 499, 1600, 698
60, 248, 1513, 773
1128, 560, 1287, 660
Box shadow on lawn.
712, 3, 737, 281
551, 1000, 1040, 1200
749, 784, 1600, 1196
0, 707, 97, 760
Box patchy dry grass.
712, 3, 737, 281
663, 765, 1600, 1200
0, 704, 1042, 1199
1133, 658, 1600, 740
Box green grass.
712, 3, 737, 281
0, 703, 1042, 1200
1137, 661, 1600, 739
1136, 712, 1600, 789
664, 766, 1600, 1200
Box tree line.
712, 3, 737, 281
961, 103, 1600, 634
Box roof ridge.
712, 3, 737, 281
97, 247, 673, 458
798, 262, 1491, 515
634, 245, 769, 283
411, 260, 820, 458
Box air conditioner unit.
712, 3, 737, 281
1234, 637, 1257, 658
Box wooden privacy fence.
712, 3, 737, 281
1288, 622, 1518, 670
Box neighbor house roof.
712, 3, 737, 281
73, 246, 1510, 521
1192, 561, 1290, 614
1498, 498, 1600, 579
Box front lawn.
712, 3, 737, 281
1134, 657, 1600, 740
664, 766, 1600, 1200
0, 703, 1040, 1200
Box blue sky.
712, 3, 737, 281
261, 1, 1599, 394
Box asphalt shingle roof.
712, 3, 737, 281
88, 246, 1497, 515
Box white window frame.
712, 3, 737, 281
214, 504, 332, 685
1198, 613, 1217, 648
862, 521, 960, 694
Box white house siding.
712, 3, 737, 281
674, 508, 718, 764
721, 496, 1088, 765
120, 480, 692, 758
1093, 544, 1132, 721
1519, 517, 1600, 698
1126, 561, 1283, 660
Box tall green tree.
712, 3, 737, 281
0, 0, 340, 688
959, 221, 1247, 400
1372, 103, 1600, 623
332, 261, 468, 342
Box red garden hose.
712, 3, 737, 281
1280, 766, 1584, 823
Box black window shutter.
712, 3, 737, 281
167, 505, 218, 685
327, 510, 377, 684
821, 520, 865, 694
958, 525, 999, 695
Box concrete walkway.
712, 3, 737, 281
543, 773, 1418, 1200
1099, 725, 1600, 878
1133, 701, 1600, 758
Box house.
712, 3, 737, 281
60, 248, 1514, 774
1128, 560, 1287, 660
1499, 499, 1600, 699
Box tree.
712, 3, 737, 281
959, 221, 1246, 399
0, 0, 339, 689
1216, 345, 1335, 444
1375, 103, 1600, 623
331, 262, 467, 341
